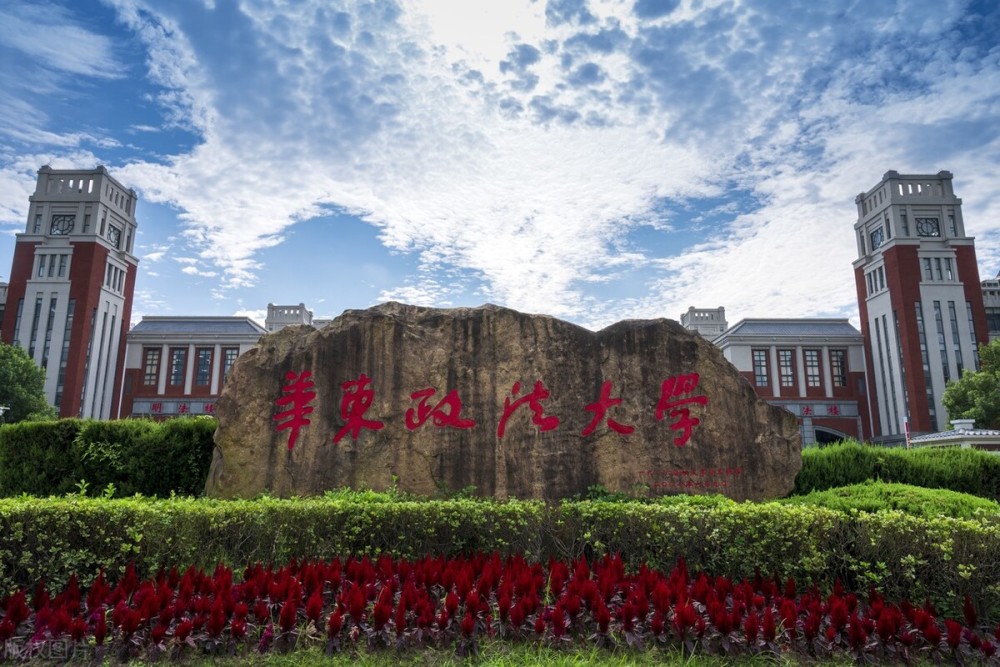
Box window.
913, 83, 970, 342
934, 258, 943, 281
923, 258, 933, 281
804, 350, 821, 387
169, 348, 187, 386
38, 255, 47, 277
948, 214, 957, 235
83, 214, 91, 233
57, 255, 67, 278
33, 214, 42, 234
943, 258, 953, 280
222, 347, 239, 383
900, 212, 909, 235
877, 267, 885, 290
143, 348, 160, 386
752, 349, 769, 386
778, 349, 795, 387
195, 348, 213, 386
830, 349, 847, 387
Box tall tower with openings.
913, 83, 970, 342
853, 170, 988, 439
0, 166, 139, 418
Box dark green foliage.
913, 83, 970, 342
943, 338, 1000, 429
0, 494, 997, 623
0, 417, 217, 498
781, 480, 1000, 519
0, 420, 86, 496
0, 342, 56, 423
794, 440, 1000, 500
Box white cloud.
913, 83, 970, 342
39, 0, 999, 328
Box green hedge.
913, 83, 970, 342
795, 440, 1000, 499
781, 481, 1000, 519
1, 495, 998, 623
0, 417, 216, 498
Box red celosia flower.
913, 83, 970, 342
534, 614, 545, 635
945, 619, 963, 650
278, 599, 298, 633
306, 589, 323, 625
175, 619, 194, 642
328, 609, 343, 637
964, 595, 977, 629
762, 607, 776, 643
848, 615, 867, 651
744, 611, 759, 644
461, 611, 476, 638
551, 604, 566, 638
982, 639, 996, 658
924, 622, 942, 647
93, 609, 107, 645
650, 611, 664, 636
510, 601, 526, 629
830, 598, 849, 631
151, 623, 167, 644
0, 619, 15, 643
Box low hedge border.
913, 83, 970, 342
2, 496, 998, 622
796, 441, 1000, 499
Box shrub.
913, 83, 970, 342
1, 495, 997, 622
0, 419, 86, 496
794, 440, 1000, 500
0, 417, 216, 498
780, 481, 1000, 519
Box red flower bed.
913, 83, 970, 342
0, 554, 997, 662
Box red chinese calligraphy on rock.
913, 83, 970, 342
655, 372, 709, 447
496, 380, 560, 438
582, 380, 634, 436
405, 388, 476, 430
333, 373, 385, 443
274, 370, 317, 451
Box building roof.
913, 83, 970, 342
717, 319, 862, 339
909, 427, 1000, 445
130, 316, 266, 336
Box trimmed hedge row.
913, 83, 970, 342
1, 495, 998, 623
0, 417, 216, 498
795, 440, 1000, 499
780, 481, 1000, 519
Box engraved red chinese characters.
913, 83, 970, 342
273, 370, 317, 450
333, 373, 386, 443
582, 380, 634, 436
655, 372, 709, 446
405, 387, 476, 430
496, 380, 560, 438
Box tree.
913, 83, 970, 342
942, 338, 1000, 430
0, 342, 56, 424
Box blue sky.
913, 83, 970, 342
1, 0, 998, 330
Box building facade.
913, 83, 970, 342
983, 272, 1000, 342
119, 316, 267, 418
853, 170, 989, 440
0, 166, 139, 418
680, 306, 727, 339
711, 319, 871, 444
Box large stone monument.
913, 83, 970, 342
206, 303, 800, 501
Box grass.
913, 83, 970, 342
85, 642, 841, 666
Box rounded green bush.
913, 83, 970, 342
779, 480, 1000, 519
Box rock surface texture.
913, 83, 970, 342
206, 303, 800, 501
